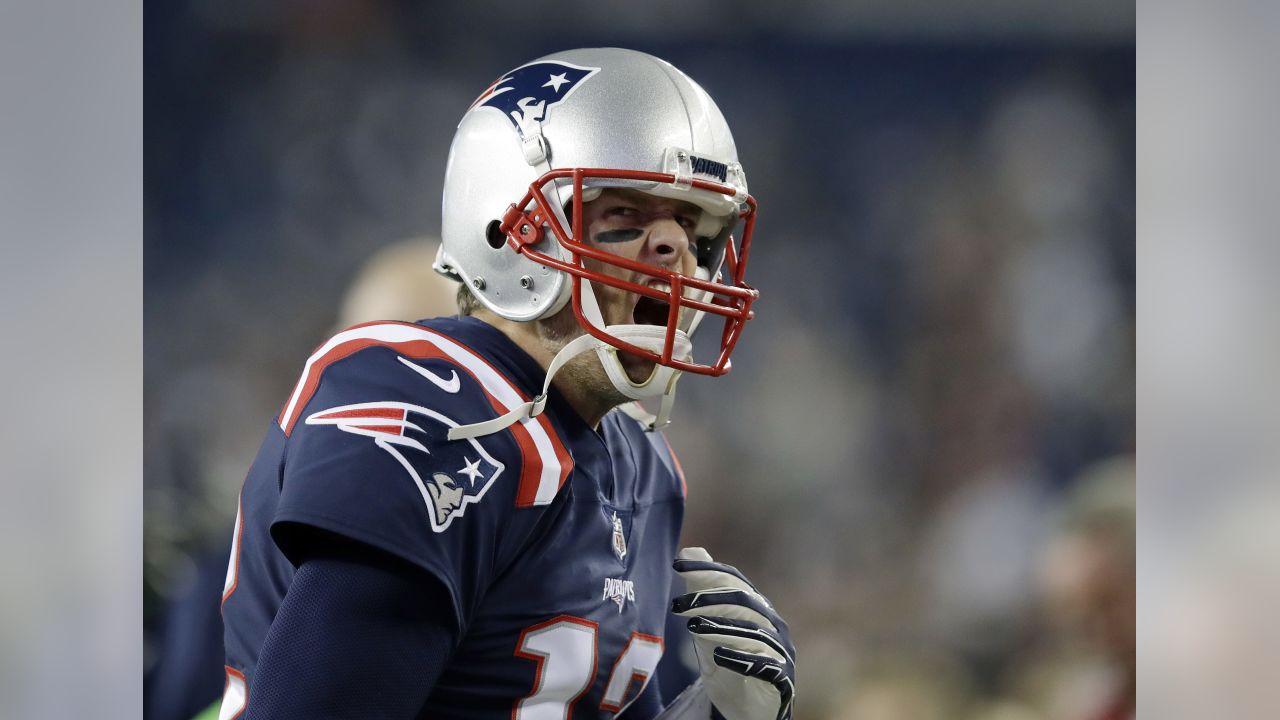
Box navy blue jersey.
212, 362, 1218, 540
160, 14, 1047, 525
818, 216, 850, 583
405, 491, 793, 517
220, 316, 688, 718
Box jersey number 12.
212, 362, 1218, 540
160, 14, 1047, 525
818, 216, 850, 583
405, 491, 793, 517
515, 615, 664, 718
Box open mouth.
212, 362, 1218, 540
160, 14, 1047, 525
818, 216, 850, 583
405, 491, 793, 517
633, 295, 671, 327
630, 279, 678, 327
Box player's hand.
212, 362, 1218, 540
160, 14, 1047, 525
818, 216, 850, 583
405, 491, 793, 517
671, 547, 796, 720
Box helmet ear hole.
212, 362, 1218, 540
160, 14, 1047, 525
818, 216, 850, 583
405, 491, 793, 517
485, 219, 506, 250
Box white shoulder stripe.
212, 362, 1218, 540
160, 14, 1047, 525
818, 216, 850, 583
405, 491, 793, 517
219, 668, 246, 720
221, 494, 242, 600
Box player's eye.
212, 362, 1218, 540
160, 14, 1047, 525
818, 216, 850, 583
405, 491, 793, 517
606, 206, 640, 220
675, 214, 698, 230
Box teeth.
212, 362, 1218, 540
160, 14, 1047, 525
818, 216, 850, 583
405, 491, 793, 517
648, 281, 672, 294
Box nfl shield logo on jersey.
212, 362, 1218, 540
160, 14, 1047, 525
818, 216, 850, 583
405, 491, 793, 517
611, 511, 627, 561
305, 402, 505, 532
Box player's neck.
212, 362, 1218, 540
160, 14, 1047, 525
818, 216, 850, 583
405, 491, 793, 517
471, 309, 616, 429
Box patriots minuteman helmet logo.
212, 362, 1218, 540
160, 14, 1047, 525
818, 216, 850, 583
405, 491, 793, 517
305, 402, 504, 532
470, 60, 599, 138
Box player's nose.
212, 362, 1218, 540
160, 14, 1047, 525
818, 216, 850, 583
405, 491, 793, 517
643, 217, 690, 267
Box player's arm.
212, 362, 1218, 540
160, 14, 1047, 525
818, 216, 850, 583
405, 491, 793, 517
245, 527, 456, 719
670, 548, 796, 720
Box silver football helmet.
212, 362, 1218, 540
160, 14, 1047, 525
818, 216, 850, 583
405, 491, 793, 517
436, 47, 758, 434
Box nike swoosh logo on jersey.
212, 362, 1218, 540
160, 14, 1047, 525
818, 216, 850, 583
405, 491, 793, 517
398, 356, 461, 393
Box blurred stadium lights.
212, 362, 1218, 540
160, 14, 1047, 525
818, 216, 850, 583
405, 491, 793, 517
185, 0, 1133, 40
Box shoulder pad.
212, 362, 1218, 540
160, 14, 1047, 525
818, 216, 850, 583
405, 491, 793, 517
279, 321, 572, 510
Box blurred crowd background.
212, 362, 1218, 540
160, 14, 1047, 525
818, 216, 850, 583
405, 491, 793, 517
145, 2, 1134, 718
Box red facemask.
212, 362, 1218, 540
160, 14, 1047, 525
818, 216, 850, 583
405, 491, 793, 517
497, 167, 759, 377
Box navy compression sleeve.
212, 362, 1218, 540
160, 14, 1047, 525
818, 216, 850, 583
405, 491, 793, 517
245, 532, 457, 718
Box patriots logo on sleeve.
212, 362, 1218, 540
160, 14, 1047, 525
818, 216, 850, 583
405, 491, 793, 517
305, 402, 504, 532
470, 60, 599, 137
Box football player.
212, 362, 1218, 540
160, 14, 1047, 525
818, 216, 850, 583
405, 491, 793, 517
220, 47, 795, 720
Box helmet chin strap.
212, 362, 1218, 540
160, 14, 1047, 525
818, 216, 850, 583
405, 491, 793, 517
575, 275, 689, 402
593, 326, 688, 432
448, 278, 690, 441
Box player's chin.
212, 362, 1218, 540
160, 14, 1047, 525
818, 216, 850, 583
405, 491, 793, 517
619, 352, 658, 384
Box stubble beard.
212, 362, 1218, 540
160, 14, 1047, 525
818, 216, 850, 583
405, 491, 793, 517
536, 306, 631, 410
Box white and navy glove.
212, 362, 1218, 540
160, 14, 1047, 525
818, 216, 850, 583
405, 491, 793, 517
671, 547, 796, 720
